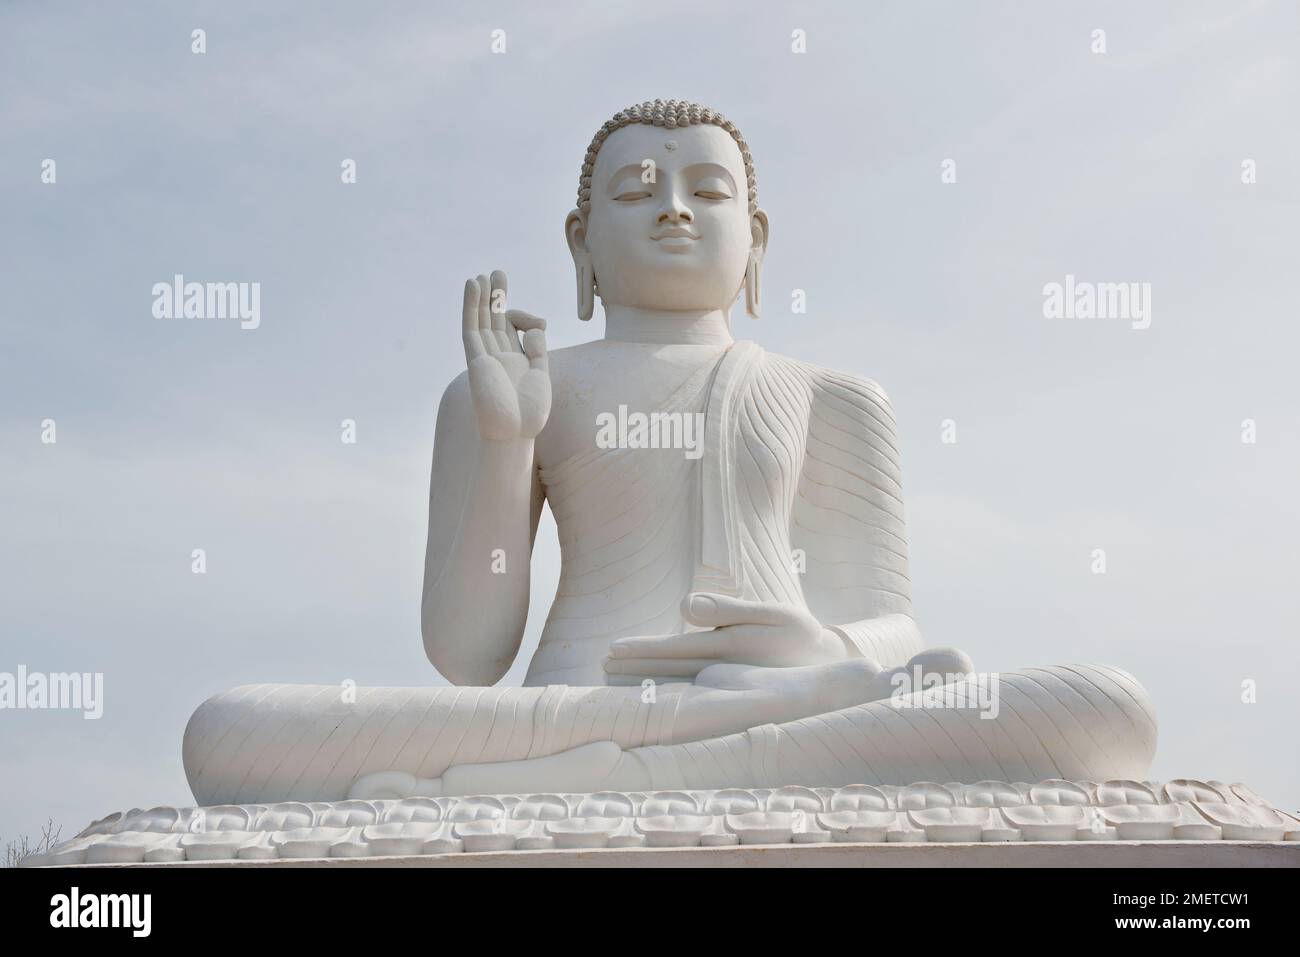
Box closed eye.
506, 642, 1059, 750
613, 190, 652, 202
693, 177, 733, 200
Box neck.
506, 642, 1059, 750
602, 305, 734, 345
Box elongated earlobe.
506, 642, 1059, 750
576, 263, 594, 321
565, 208, 594, 321
745, 209, 768, 320
744, 251, 761, 319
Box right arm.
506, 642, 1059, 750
420, 271, 549, 686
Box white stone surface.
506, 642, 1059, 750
45, 842, 1300, 869
178, 101, 1163, 806
26, 779, 1299, 867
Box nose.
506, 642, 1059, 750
657, 191, 693, 225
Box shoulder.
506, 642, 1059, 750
543, 340, 600, 387
756, 347, 896, 420
545, 341, 599, 363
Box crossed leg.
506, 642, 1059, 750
346, 648, 974, 800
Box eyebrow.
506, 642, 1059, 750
604, 164, 651, 194
603, 161, 740, 194
681, 162, 737, 190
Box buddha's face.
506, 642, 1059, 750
568, 122, 767, 314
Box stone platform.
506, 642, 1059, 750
53, 841, 1298, 867
25, 778, 1299, 867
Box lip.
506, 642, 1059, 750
652, 226, 699, 241
652, 227, 699, 252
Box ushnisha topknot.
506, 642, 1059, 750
578, 99, 757, 217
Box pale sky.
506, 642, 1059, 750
2, 0, 1297, 843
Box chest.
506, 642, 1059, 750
536, 348, 720, 471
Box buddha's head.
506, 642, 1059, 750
566, 100, 769, 320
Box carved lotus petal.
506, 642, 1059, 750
1095, 780, 1158, 806
454, 819, 531, 836
547, 815, 623, 849
1228, 783, 1272, 807
766, 785, 824, 812
316, 800, 383, 828
827, 785, 890, 812
28, 843, 88, 869
817, 810, 897, 842
455, 818, 532, 852
445, 796, 507, 821
32, 835, 104, 866
273, 826, 353, 858
1193, 802, 1287, 841
907, 807, 992, 842
574, 792, 635, 818
252, 802, 312, 831
362, 821, 443, 856
120, 806, 185, 833
1003, 805, 1086, 841
909, 807, 991, 825
639, 791, 699, 817
1102, 803, 1179, 823
511, 794, 570, 821
963, 781, 1024, 807
375, 797, 443, 825
725, 811, 795, 845
704, 788, 762, 815
897, 782, 956, 809
1206, 780, 1243, 803
180, 831, 260, 860
1028, 779, 1092, 805
1170, 805, 1222, 841
1101, 803, 1180, 840
84, 832, 173, 864
546, 815, 623, 833
76, 811, 123, 838
1162, 779, 1228, 804
196, 803, 261, 830
635, 814, 715, 847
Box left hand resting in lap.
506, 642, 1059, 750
604, 593, 845, 682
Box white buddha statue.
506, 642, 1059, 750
183, 101, 1156, 806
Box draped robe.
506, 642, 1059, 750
182, 343, 1156, 805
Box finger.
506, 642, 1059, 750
609, 630, 731, 659
506, 314, 548, 369
505, 310, 546, 332
462, 279, 485, 361
606, 672, 696, 687
462, 277, 479, 333
682, 593, 806, 629
475, 274, 493, 346
489, 269, 513, 351
603, 657, 719, 679
521, 329, 548, 371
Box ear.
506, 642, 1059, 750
750, 208, 770, 259
744, 208, 769, 319
565, 208, 595, 321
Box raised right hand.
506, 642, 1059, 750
462, 270, 550, 441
